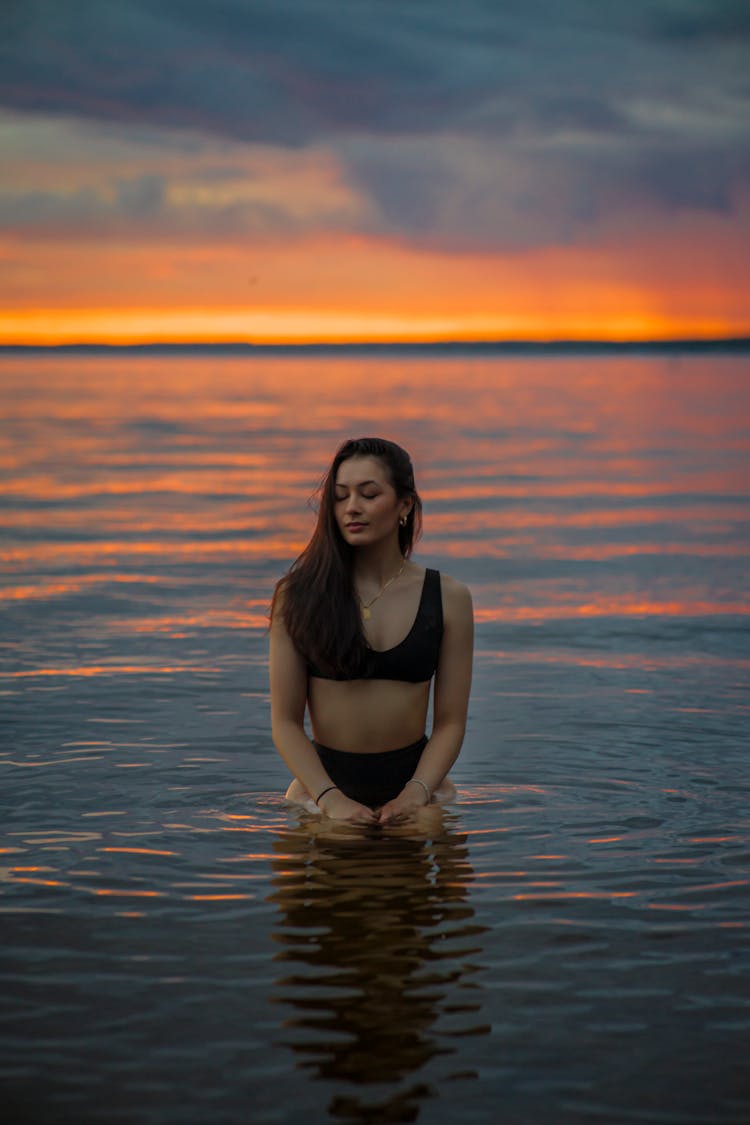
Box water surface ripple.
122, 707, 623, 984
1, 352, 749, 1123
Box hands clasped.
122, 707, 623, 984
316, 780, 430, 825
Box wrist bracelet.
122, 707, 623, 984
315, 784, 339, 805
407, 777, 431, 803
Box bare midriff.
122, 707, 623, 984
308, 676, 431, 753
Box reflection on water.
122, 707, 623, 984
1, 349, 749, 1122
0, 780, 748, 1123
268, 812, 489, 1122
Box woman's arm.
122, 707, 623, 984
378, 575, 474, 823
270, 590, 377, 823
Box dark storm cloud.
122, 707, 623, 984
2, 0, 746, 144
649, 0, 750, 41
1, 0, 749, 247
1, 0, 499, 142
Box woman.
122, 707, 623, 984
269, 437, 473, 825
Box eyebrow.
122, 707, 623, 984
335, 479, 380, 489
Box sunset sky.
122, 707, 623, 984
2, 0, 749, 344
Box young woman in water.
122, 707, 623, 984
269, 437, 474, 825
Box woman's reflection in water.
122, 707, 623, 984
267, 806, 490, 1124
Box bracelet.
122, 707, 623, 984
407, 777, 431, 803
315, 784, 339, 805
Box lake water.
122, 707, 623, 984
1, 350, 749, 1124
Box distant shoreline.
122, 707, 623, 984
1, 338, 749, 355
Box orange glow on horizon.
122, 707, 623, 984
3, 222, 749, 344
2, 305, 746, 346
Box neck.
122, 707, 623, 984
351, 540, 405, 585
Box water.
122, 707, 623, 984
1, 350, 749, 1124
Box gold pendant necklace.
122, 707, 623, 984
358, 559, 406, 620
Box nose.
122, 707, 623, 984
345, 495, 362, 517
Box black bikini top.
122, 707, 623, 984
308, 568, 443, 683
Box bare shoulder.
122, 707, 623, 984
438, 571, 473, 619
269, 574, 290, 628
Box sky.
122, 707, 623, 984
1, 0, 749, 344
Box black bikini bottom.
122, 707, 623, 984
312, 734, 428, 809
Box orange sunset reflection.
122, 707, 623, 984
2, 350, 748, 638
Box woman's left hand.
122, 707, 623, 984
377, 783, 429, 824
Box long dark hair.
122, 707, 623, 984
271, 437, 423, 677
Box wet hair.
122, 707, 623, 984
271, 437, 423, 677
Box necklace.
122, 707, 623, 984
357, 559, 406, 620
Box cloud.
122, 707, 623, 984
2, 1, 748, 144
648, 0, 750, 41
1, 1, 749, 250
0, 111, 371, 238
339, 127, 750, 252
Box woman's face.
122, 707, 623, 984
333, 456, 411, 548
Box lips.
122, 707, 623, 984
346, 522, 367, 531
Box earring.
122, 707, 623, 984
399, 516, 407, 527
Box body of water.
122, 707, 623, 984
1, 350, 749, 1123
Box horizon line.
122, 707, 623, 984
2, 336, 749, 354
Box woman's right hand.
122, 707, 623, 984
317, 788, 377, 824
